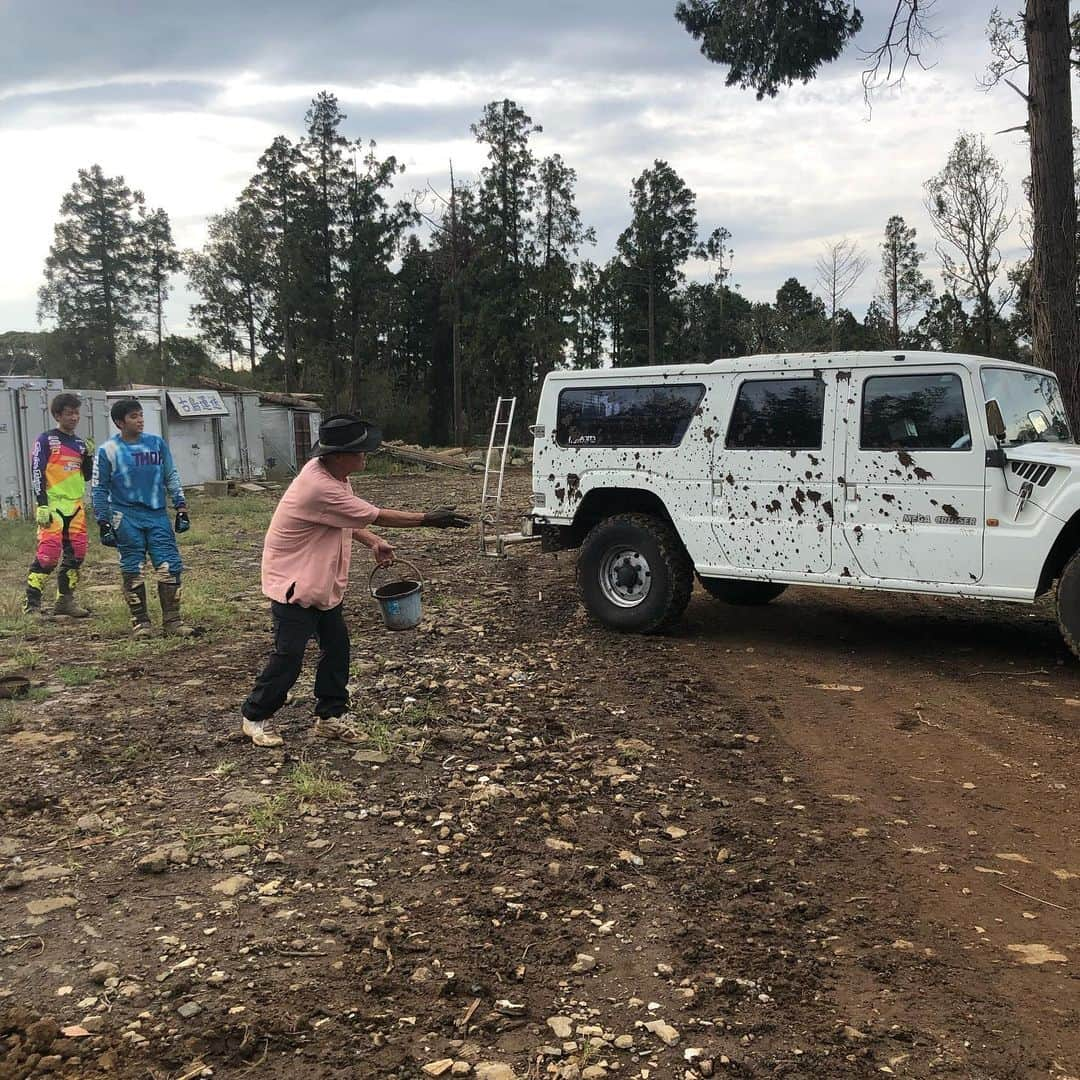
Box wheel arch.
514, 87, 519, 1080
1037, 509, 1080, 595
573, 486, 677, 532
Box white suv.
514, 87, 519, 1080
525, 351, 1080, 655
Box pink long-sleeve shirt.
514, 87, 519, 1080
261, 459, 381, 610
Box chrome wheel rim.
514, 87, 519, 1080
599, 546, 652, 608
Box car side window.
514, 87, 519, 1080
861, 373, 971, 451
725, 378, 825, 450
555, 384, 705, 448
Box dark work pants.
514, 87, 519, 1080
241, 601, 350, 723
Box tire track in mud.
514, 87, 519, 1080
675, 583, 1080, 1078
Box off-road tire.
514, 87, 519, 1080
1057, 549, 1080, 660
577, 513, 693, 633
698, 577, 787, 606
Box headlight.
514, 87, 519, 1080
531, 492, 547, 507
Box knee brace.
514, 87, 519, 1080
154, 562, 181, 585
121, 572, 150, 624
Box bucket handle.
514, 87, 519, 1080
369, 558, 423, 595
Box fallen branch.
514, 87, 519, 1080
999, 882, 1069, 912
964, 669, 1048, 678
380, 445, 472, 472
174, 1063, 210, 1080
457, 997, 481, 1031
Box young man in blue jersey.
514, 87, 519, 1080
92, 398, 193, 637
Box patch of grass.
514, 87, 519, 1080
352, 714, 401, 756
180, 827, 211, 855
399, 701, 443, 727
579, 1040, 602, 1068
26, 687, 50, 702
99, 637, 179, 663
212, 760, 238, 779
288, 761, 349, 805
119, 740, 149, 763
246, 792, 290, 839
57, 665, 100, 687
0, 701, 19, 733
4, 645, 42, 674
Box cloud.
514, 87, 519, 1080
0, 0, 1054, 334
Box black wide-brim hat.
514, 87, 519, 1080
310, 414, 383, 458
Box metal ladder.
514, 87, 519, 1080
479, 396, 516, 557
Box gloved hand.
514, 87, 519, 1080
175, 509, 191, 534
422, 506, 471, 529
98, 520, 117, 548
35, 505, 53, 527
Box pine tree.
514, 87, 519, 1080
299, 92, 352, 396
340, 140, 414, 410
875, 215, 933, 348
139, 207, 182, 384
186, 207, 267, 372
243, 136, 305, 391
469, 99, 543, 416
616, 160, 699, 365
532, 154, 595, 379
38, 165, 149, 384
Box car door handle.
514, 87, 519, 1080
844, 483, 857, 501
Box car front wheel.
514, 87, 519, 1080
1057, 549, 1080, 660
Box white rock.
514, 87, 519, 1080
644, 1019, 680, 1046
475, 1065, 516, 1080
547, 1015, 573, 1039
211, 874, 250, 897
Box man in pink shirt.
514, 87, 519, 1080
241, 414, 470, 747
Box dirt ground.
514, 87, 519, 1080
2, 465, 1080, 1080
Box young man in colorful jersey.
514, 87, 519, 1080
92, 398, 193, 637
24, 392, 95, 617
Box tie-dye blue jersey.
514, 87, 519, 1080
91, 434, 186, 521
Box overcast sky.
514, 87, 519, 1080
0, 0, 1063, 338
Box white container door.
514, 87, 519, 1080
240, 395, 265, 477
217, 395, 244, 479
0, 390, 25, 517
169, 418, 219, 485
839, 365, 985, 584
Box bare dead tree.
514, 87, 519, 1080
815, 237, 869, 349
925, 133, 1016, 356
861, 0, 941, 101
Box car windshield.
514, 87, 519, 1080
980, 367, 1073, 446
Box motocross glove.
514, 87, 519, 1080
175, 509, 191, 534
98, 520, 118, 548
422, 506, 471, 529
35, 505, 53, 527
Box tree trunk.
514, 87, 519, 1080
157, 282, 165, 385
889, 246, 900, 348
647, 266, 656, 365
1026, 0, 1078, 422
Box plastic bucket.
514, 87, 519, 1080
370, 559, 423, 631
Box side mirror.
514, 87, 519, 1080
985, 399, 1006, 441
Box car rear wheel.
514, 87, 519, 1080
698, 577, 787, 606
577, 513, 693, 633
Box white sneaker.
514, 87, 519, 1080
242, 718, 283, 747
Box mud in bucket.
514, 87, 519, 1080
370, 559, 423, 631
